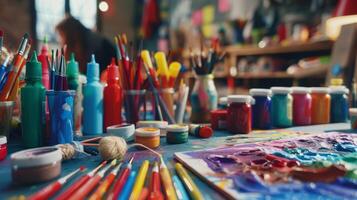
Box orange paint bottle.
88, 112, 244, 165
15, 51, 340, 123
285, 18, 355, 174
311, 87, 331, 124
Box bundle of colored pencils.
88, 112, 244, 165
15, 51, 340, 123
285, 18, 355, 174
48, 48, 68, 91
0, 32, 32, 101
189, 43, 226, 75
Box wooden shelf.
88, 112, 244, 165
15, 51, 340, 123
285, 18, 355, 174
235, 71, 292, 79
224, 40, 334, 57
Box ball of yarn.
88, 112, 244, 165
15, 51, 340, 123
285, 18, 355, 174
98, 136, 127, 161
57, 144, 75, 160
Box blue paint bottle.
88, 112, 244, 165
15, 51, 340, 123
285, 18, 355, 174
250, 89, 272, 129
83, 55, 103, 135
271, 87, 293, 127
330, 86, 349, 123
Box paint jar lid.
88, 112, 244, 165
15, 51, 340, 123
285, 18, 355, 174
166, 124, 189, 132
11, 147, 62, 168
271, 87, 291, 94
291, 87, 310, 94
136, 121, 168, 129
349, 108, 357, 116
329, 86, 349, 94
218, 97, 228, 105
249, 88, 271, 96
199, 126, 213, 138
0, 136, 6, 145
135, 127, 160, 137
310, 87, 330, 93
227, 95, 252, 104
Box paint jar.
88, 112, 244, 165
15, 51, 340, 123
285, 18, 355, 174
166, 124, 189, 144
310, 87, 331, 124
136, 120, 168, 136
46, 90, 75, 145
0, 136, 7, 161
124, 90, 146, 124
350, 108, 357, 130
0, 101, 14, 138
218, 97, 228, 109
210, 109, 227, 130
227, 95, 252, 134
291, 87, 312, 126
330, 86, 349, 123
249, 89, 272, 129
11, 146, 62, 184
189, 124, 213, 138
190, 74, 218, 123
135, 127, 160, 149
107, 123, 135, 141
271, 87, 292, 127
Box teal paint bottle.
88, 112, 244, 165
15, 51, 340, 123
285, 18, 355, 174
21, 51, 46, 147
271, 87, 293, 127
83, 55, 103, 135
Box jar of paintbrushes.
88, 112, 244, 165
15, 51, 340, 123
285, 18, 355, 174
124, 89, 147, 124
189, 46, 225, 123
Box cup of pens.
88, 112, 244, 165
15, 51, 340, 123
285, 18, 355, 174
46, 90, 75, 145
124, 90, 147, 124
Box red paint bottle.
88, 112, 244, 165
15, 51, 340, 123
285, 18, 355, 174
104, 58, 122, 131
227, 95, 252, 134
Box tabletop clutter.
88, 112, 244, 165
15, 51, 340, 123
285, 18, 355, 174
0, 32, 356, 199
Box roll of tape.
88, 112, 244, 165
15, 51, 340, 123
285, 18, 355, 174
107, 123, 135, 141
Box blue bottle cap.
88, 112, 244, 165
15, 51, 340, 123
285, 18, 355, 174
86, 54, 99, 81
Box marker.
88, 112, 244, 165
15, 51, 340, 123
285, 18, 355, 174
175, 163, 203, 200
147, 162, 164, 200
68, 160, 115, 200
107, 156, 134, 200
28, 166, 85, 200
118, 171, 137, 200
56, 161, 107, 200
159, 158, 177, 200
172, 175, 190, 200
129, 160, 149, 200
89, 163, 122, 200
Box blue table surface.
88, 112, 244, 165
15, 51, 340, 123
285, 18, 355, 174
0, 123, 352, 199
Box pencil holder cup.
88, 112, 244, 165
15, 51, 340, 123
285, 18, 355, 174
0, 101, 14, 138
124, 90, 146, 124
46, 90, 75, 145
156, 88, 175, 120
190, 74, 218, 123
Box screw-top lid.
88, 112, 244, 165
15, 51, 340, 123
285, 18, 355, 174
291, 87, 310, 94
67, 53, 79, 78
218, 97, 227, 105
271, 87, 291, 94
11, 146, 62, 168
87, 54, 99, 82
249, 88, 271, 96
26, 51, 43, 81
136, 120, 168, 129
135, 127, 160, 137
107, 58, 119, 82
227, 95, 252, 104
166, 124, 189, 132
310, 87, 330, 93
329, 86, 349, 94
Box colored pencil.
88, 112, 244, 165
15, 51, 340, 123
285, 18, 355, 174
28, 166, 85, 200
159, 159, 177, 200
129, 160, 149, 200
172, 175, 190, 200
175, 163, 204, 200
147, 162, 164, 200
118, 171, 137, 200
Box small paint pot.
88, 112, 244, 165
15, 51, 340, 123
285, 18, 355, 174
107, 123, 135, 141
11, 146, 62, 184
189, 124, 213, 138
166, 124, 189, 144
0, 136, 7, 161
136, 120, 168, 136
210, 109, 227, 130
350, 108, 357, 130
135, 127, 160, 149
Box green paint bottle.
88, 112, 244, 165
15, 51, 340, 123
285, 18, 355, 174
21, 51, 46, 148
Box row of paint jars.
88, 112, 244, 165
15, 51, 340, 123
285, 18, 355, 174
212, 86, 349, 134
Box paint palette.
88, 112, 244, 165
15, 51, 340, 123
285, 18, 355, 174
175, 132, 357, 200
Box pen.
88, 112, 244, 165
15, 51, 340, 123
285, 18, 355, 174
175, 163, 204, 200
118, 171, 137, 200
147, 162, 164, 200
159, 158, 177, 200
172, 175, 189, 200
129, 160, 149, 200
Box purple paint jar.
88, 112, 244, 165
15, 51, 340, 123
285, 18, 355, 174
249, 89, 272, 129
291, 87, 312, 126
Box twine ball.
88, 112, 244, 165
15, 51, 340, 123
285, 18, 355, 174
98, 136, 127, 161
57, 143, 75, 160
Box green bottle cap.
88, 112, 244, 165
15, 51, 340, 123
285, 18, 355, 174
67, 53, 79, 78
26, 51, 42, 81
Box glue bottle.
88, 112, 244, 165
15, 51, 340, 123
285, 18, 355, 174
104, 58, 122, 131
37, 36, 50, 89
21, 51, 46, 148
83, 55, 103, 135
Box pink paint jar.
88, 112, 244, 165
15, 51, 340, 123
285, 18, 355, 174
292, 87, 312, 126
0, 136, 7, 161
